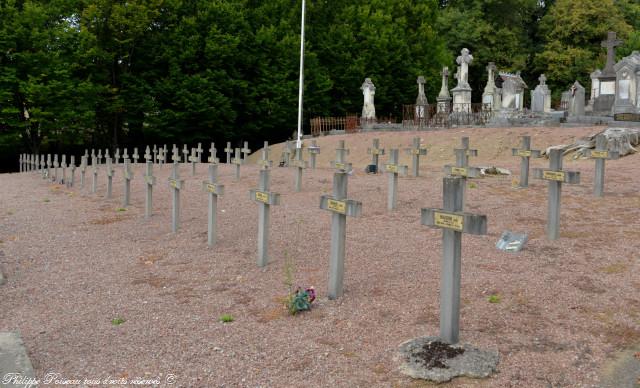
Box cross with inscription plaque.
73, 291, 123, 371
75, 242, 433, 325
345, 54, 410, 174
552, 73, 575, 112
208, 143, 219, 164
443, 137, 481, 209
308, 139, 320, 169
320, 166, 362, 299
249, 160, 280, 267
143, 147, 156, 219
367, 138, 385, 172
292, 147, 307, 192
405, 137, 428, 177
586, 134, 619, 197
256, 141, 273, 170
511, 136, 541, 188
330, 140, 352, 173
105, 157, 115, 198
91, 155, 99, 194
232, 148, 243, 181
421, 176, 487, 344
202, 163, 225, 247
532, 149, 581, 240
169, 150, 185, 233
224, 142, 232, 164
385, 149, 408, 211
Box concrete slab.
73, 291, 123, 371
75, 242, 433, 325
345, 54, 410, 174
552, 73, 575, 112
0, 332, 36, 388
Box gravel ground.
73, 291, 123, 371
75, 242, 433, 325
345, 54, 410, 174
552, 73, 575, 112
1, 126, 639, 387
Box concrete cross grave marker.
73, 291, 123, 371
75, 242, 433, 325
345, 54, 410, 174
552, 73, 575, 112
163, 145, 168, 166
105, 157, 115, 198
122, 148, 129, 165
232, 148, 243, 181
182, 144, 189, 164
256, 141, 273, 170
443, 137, 481, 209
68, 156, 76, 188
308, 139, 320, 169
19, 154, 23, 173
511, 136, 541, 188
208, 143, 219, 164
586, 134, 619, 197
46, 154, 52, 180
282, 141, 293, 167
91, 156, 99, 194
292, 147, 308, 192
132, 148, 139, 164
60, 155, 67, 185
122, 159, 134, 207
320, 165, 362, 299
249, 160, 280, 267
405, 137, 428, 177
241, 141, 251, 161
153, 145, 158, 164
169, 150, 185, 233
421, 176, 487, 344
367, 138, 385, 172
224, 142, 232, 164
143, 147, 156, 219
202, 164, 225, 247
532, 149, 581, 240
385, 149, 408, 210
114, 148, 120, 165
97, 149, 102, 165
196, 142, 203, 160
53, 155, 59, 183
80, 156, 87, 188
189, 148, 198, 176
40, 155, 46, 179
330, 140, 352, 173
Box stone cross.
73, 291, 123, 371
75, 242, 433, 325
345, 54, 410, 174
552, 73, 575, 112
53, 155, 59, 183
162, 145, 168, 166
405, 137, 428, 177
158, 147, 165, 167
132, 148, 139, 164
443, 137, 481, 208
189, 148, 198, 176
232, 148, 243, 181
60, 155, 67, 185
196, 143, 203, 160
385, 149, 408, 211
292, 147, 308, 192
19, 154, 23, 173
601, 31, 623, 76
143, 148, 156, 219
257, 141, 273, 170
168, 158, 185, 233
68, 156, 76, 188
367, 138, 385, 172
320, 163, 362, 299
172, 144, 178, 162
511, 136, 541, 188
105, 157, 115, 198
91, 148, 95, 160
421, 176, 487, 344
153, 145, 158, 164
539, 74, 547, 85
416, 76, 428, 105
456, 48, 473, 87
114, 148, 120, 164
249, 161, 281, 267
308, 139, 320, 169
202, 163, 225, 247
122, 148, 129, 165
208, 143, 219, 164
97, 149, 103, 165
91, 155, 98, 194
282, 141, 293, 167
532, 149, 581, 240
123, 159, 133, 207
241, 141, 251, 161
330, 140, 352, 173
182, 144, 189, 164
46, 154, 52, 180
224, 142, 232, 164
40, 155, 46, 179
586, 134, 619, 197
80, 155, 87, 188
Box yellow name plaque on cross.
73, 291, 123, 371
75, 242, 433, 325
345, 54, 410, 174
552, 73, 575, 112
327, 199, 346, 214
434, 212, 464, 232
591, 150, 609, 159
145, 176, 154, 185
543, 170, 565, 181
169, 179, 178, 189
334, 162, 346, 170
412, 149, 424, 155
206, 184, 218, 194
255, 191, 269, 203
517, 150, 532, 157
386, 164, 398, 173
371, 149, 381, 155
451, 167, 468, 177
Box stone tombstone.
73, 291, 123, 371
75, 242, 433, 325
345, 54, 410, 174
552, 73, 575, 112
451, 49, 473, 112
500, 72, 527, 111
415, 76, 428, 119
482, 62, 500, 109
437, 67, 452, 113
588, 69, 602, 110
361, 78, 376, 121
595, 31, 623, 113
560, 91, 572, 111
613, 51, 640, 115
531, 74, 551, 113
569, 81, 586, 117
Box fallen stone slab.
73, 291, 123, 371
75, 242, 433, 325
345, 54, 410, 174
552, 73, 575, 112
397, 336, 499, 383
0, 332, 37, 388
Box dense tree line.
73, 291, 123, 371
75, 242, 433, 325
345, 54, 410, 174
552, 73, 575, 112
0, 0, 638, 171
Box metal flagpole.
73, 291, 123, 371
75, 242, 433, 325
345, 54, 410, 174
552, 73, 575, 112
296, 0, 306, 150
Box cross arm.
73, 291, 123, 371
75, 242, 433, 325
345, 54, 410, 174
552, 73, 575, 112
511, 148, 541, 158
250, 189, 280, 205
385, 164, 408, 175
367, 148, 385, 155
145, 175, 156, 185
532, 169, 580, 184
586, 149, 620, 160
168, 178, 185, 190
455, 148, 478, 157
319, 195, 362, 217
331, 161, 353, 172
421, 208, 487, 235
406, 148, 427, 156
203, 181, 224, 195
443, 165, 482, 178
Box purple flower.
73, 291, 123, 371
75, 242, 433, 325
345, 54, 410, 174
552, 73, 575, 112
305, 287, 316, 303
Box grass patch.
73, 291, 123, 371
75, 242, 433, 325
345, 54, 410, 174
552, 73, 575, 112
219, 314, 234, 323
468, 182, 477, 189
487, 294, 501, 304
111, 317, 126, 326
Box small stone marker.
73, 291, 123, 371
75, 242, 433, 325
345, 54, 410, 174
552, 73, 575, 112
241, 141, 251, 161
189, 148, 198, 176
367, 138, 385, 172
292, 147, 308, 192
586, 134, 619, 197
443, 137, 481, 209
532, 149, 581, 240
169, 150, 185, 233
123, 159, 133, 207
224, 142, 232, 164
249, 154, 280, 267
91, 155, 98, 194
385, 149, 408, 210
406, 137, 428, 177
256, 141, 273, 170
320, 160, 362, 299
208, 142, 219, 164
68, 156, 76, 188
308, 139, 320, 169
80, 155, 87, 188
330, 140, 352, 173
421, 176, 487, 344
182, 144, 189, 164
232, 148, 243, 181
511, 136, 541, 188
105, 157, 115, 198
143, 147, 156, 219
202, 163, 225, 247
132, 147, 139, 164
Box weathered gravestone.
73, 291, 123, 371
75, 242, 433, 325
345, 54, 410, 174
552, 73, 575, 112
532, 149, 581, 240
168, 150, 185, 233
443, 137, 481, 209
385, 149, 408, 210
330, 140, 352, 173
232, 148, 243, 181
292, 147, 308, 192
224, 142, 232, 164
143, 147, 156, 219
202, 163, 224, 247
367, 138, 385, 172
308, 140, 320, 169
123, 159, 133, 207
320, 150, 362, 299
249, 146, 281, 267
406, 137, 428, 177
105, 157, 115, 198
569, 81, 586, 117
511, 136, 541, 188
586, 134, 619, 197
